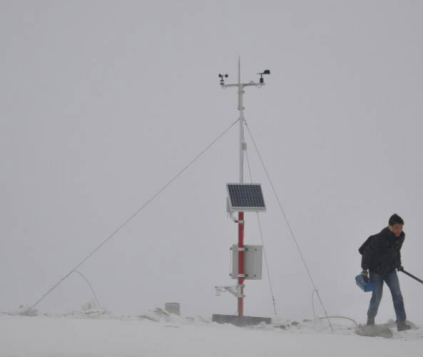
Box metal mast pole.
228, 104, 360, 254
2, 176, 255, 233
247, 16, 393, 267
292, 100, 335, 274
238, 57, 245, 184
218, 61, 270, 317
237, 58, 245, 317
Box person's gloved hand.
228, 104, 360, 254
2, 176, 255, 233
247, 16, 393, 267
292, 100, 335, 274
397, 266, 404, 272
361, 269, 369, 279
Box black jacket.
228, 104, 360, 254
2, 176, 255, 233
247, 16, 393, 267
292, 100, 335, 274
361, 227, 405, 275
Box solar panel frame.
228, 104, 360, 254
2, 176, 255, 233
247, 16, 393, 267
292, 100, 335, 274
226, 183, 266, 212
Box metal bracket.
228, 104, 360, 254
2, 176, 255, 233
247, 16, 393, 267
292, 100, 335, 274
230, 273, 246, 278
228, 210, 245, 224
215, 284, 245, 298
231, 246, 245, 252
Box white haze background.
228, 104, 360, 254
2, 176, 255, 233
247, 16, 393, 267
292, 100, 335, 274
1, 0, 423, 324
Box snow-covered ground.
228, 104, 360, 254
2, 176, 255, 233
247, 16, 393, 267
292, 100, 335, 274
1, 309, 422, 357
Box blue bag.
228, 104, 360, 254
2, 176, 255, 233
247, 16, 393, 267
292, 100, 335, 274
356, 275, 375, 292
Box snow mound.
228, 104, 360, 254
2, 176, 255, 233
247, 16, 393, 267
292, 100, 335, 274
138, 308, 212, 325
1, 312, 422, 357
8, 305, 39, 317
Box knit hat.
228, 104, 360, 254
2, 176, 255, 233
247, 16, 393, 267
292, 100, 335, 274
389, 214, 404, 226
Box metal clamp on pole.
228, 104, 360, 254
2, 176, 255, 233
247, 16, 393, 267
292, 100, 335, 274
231, 246, 245, 252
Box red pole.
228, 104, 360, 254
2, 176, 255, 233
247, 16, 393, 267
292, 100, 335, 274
238, 211, 245, 316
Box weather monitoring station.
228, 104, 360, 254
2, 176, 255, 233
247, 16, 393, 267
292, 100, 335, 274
213, 60, 272, 327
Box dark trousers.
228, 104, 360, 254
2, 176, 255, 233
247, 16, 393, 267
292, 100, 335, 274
367, 270, 407, 322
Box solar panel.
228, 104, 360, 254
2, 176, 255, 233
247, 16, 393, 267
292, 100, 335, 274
227, 184, 266, 212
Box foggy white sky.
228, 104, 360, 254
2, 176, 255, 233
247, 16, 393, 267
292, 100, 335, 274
1, 0, 423, 323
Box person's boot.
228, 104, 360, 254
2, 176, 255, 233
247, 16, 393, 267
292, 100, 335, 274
366, 318, 375, 326
397, 320, 411, 332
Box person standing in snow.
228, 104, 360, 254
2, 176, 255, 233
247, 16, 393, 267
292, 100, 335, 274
360, 214, 411, 331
